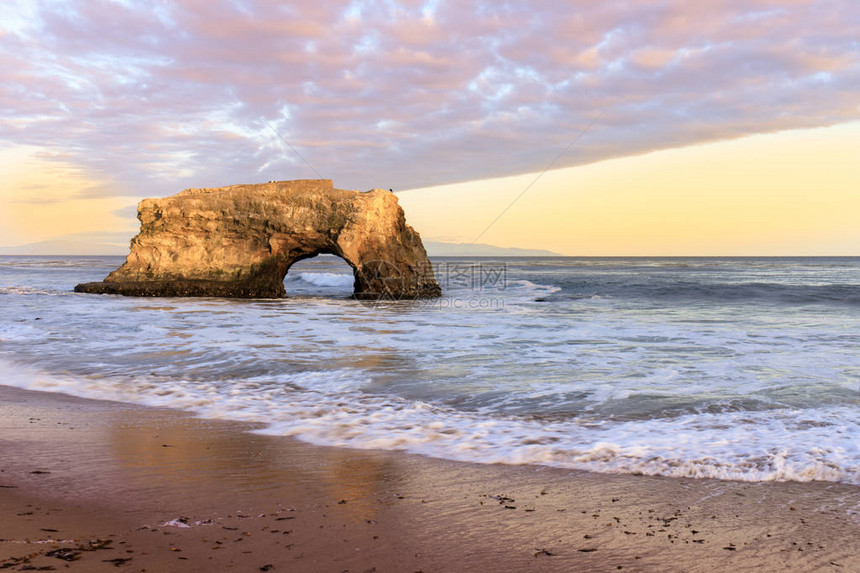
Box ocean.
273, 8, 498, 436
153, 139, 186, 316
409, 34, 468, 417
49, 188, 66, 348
1, 255, 858, 484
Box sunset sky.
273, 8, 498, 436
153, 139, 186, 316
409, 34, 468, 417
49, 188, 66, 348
1, 0, 858, 255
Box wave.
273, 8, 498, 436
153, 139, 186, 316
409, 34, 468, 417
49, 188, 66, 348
547, 281, 860, 306
2, 358, 858, 486
0, 286, 69, 296
290, 272, 354, 288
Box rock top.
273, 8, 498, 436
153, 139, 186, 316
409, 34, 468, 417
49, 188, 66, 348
75, 179, 441, 299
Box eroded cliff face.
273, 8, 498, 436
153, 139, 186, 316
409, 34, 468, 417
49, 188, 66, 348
75, 179, 441, 299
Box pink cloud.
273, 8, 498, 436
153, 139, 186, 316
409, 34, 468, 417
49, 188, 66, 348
631, 48, 677, 70
0, 0, 858, 197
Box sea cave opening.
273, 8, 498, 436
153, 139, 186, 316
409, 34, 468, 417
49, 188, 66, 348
283, 253, 357, 298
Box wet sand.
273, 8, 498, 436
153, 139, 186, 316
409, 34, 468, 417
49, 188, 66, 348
1, 384, 858, 572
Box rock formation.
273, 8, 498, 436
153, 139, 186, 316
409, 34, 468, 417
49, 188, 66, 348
75, 179, 441, 299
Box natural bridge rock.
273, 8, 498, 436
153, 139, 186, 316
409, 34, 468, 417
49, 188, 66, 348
75, 179, 441, 299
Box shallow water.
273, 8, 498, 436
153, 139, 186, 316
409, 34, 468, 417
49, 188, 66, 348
1, 255, 859, 484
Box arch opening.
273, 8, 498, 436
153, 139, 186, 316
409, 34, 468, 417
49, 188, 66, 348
282, 253, 357, 299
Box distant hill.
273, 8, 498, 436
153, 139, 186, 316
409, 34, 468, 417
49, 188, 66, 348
424, 241, 561, 257
0, 239, 128, 256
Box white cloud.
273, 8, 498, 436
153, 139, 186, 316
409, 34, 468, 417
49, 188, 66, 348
0, 0, 858, 199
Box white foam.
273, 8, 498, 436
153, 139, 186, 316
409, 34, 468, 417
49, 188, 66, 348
510, 279, 562, 295
294, 273, 354, 288
0, 286, 65, 296
3, 358, 858, 485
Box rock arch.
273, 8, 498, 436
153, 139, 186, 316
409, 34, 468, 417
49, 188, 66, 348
75, 179, 441, 299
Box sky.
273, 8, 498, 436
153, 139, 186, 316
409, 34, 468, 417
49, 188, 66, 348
1, 0, 859, 255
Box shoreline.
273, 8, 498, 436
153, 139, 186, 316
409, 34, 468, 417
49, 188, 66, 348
1, 384, 859, 572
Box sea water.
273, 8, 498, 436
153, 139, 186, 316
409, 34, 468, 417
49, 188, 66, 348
1, 255, 858, 484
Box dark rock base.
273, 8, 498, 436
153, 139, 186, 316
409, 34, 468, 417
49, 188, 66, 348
74, 280, 442, 299
74, 280, 286, 298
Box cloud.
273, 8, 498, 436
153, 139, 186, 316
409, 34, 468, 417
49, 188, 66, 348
1, 0, 858, 198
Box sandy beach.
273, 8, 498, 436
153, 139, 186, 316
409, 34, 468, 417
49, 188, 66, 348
0, 385, 857, 572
